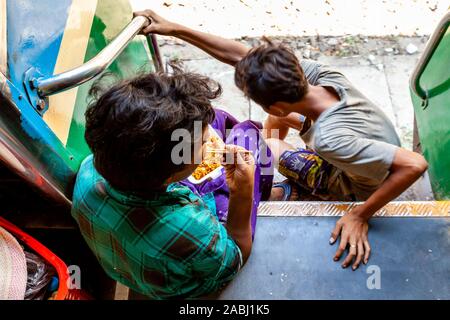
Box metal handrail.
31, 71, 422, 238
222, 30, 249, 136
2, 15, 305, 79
410, 11, 450, 107
34, 16, 150, 97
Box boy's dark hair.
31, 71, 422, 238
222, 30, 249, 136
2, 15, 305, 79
85, 64, 220, 193
234, 39, 309, 109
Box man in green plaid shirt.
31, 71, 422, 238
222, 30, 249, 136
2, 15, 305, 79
72, 67, 273, 299
72, 155, 242, 298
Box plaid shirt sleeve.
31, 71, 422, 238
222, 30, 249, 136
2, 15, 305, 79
189, 215, 243, 291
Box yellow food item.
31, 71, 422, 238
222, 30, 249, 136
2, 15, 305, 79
191, 162, 221, 180
192, 135, 223, 180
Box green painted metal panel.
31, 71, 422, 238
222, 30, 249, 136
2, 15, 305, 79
411, 27, 450, 200
65, 0, 155, 165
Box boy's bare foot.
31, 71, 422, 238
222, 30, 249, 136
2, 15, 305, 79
269, 180, 299, 201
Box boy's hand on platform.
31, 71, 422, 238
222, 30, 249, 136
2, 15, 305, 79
222, 145, 255, 196
134, 9, 176, 36
329, 211, 371, 270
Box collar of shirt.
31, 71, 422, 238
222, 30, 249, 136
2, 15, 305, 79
103, 181, 194, 207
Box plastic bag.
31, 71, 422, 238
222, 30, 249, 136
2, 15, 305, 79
24, 251, 56, 300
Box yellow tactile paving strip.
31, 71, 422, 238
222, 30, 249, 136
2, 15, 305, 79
258, 201, 450, 217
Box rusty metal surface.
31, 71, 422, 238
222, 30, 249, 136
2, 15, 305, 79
258, 201, 450, 217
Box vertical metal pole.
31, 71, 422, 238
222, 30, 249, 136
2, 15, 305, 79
147, 34, 164, 72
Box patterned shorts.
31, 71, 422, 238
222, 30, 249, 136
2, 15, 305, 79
278, 148, 332, 194
278, 148, 355, 201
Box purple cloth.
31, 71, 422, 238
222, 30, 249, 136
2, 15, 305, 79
180, 109, 274, 239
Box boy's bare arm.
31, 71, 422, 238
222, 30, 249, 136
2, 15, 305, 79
134, 10, 250, 66
330, 148, 428, 270
222, 145, 256, 263
264, 113, 306, 139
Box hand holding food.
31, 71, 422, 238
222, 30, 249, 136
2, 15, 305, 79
189, 127, 254, 196
221, 145, 255, 195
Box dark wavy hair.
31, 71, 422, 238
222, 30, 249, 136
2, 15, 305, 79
235, 38, 309, 109
84, 64, 220, 193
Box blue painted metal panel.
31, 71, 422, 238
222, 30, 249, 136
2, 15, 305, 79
5, 0, 76, 168
0, 75, 74, 202
219, 217, 450, 300
7, 0, 71, 92
1, 0, 81, 204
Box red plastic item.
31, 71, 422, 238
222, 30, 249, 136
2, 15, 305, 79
0, 216, 69, 300
64, 288, 94, 300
